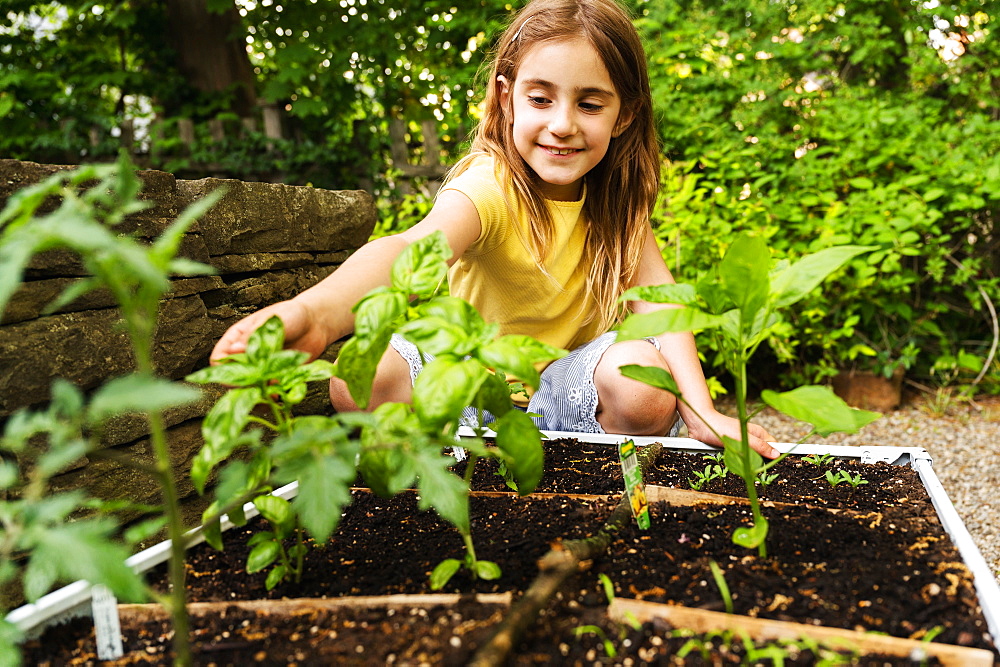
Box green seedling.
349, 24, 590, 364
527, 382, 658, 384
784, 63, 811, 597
572, 625, 618, 659
689, 453, 729, 490
803, 452, 835, 466
673, 627, 858, 665
825, 469, 869, 489
757, 470, 778, 487
674, 629, 733, 662
690, 462, 727, 491
618, 233, 880, 557
709, 560, 734, 614
598, 572, 616, 604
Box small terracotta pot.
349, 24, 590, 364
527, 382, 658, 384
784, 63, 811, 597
832, 367, 904, 412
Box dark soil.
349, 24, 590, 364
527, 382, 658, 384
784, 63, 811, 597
24, 598, 509, 666
25, 591, 939, 666
591, 501, 993, 650
21, 440, 1000, 665
464, 438, 929, 515
154, 492, 615, 601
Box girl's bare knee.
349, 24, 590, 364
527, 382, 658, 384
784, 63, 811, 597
329, 346, 413, 413
595, 340, 677, 435
329, 377, 360, 413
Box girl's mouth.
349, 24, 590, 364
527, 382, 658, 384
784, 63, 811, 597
542, 145, 582, 156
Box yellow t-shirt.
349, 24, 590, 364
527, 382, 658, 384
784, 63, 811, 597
444, 156, 604, 356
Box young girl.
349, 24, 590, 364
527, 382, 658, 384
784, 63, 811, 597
211, 0, 777, 459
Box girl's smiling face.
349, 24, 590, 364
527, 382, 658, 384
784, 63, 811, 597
499, 37, 631, 202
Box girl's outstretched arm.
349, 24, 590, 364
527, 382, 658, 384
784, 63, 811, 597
629, 226, 779, 459
210, 189, 483, 363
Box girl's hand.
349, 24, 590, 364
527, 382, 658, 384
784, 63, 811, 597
685, 409, 779, 460
210, 299, 330, 364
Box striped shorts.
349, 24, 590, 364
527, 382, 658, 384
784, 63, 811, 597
390, 331, 682, 436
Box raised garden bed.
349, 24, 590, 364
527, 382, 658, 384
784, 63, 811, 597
11, 433, 1000, 665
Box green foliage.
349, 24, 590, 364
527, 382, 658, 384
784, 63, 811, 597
336, 231, 564, 586
0, 378, 155, 665
673, 625, 862, 664
619, 233, 880, 556
186, 317, 358, 587
802, 452, 834, 466
639, 0, 1000, 390
1, 0, 515, 191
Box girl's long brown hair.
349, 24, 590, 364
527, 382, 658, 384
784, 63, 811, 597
448, 0, 660, 333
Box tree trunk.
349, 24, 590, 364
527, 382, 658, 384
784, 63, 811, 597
163, 0, 257, 118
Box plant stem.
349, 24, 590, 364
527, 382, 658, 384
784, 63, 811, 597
735, 361, 767, 559
463, 453, 479, 487
294, 528, 306, 583
130, 306, 192, 667
147, 409, 192, 667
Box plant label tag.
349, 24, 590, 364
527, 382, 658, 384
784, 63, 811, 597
618, 439, 650, 529
91, 584, 124, 660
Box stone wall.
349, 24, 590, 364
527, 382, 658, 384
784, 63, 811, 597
0, 159, 376, 526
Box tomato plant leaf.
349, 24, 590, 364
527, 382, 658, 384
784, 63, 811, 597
87, 374, 201, 423
414, 449, 469, 534
292, 451, 357, 543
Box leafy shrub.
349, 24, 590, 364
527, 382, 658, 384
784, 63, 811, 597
639, 1, 1000, 391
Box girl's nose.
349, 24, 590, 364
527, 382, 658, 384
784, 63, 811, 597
547, 105, 576, 136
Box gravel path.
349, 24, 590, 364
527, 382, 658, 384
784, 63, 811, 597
716, 394, 1000, 582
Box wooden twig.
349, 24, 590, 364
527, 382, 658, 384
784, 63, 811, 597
468, 442, 665, 665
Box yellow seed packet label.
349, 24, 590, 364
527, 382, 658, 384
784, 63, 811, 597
618, 439, 649, 529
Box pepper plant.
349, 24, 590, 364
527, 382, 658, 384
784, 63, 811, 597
616, 233, 880, 557
0, 154, 223, 666
192, 230, 566, 590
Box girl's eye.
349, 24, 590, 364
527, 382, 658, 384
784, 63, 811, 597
580, 102, 604, 112
528, 96, 550, 106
